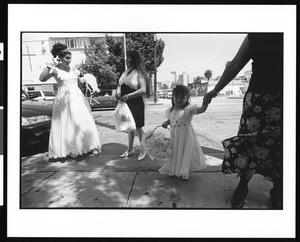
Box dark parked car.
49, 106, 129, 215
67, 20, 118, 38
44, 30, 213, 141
21, 90, 53, 148
86, 89, 117, 110
27, 90, 56, 101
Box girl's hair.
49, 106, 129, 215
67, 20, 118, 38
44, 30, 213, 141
170, 85, 190, 112
127, 50, 150, 98
51, 43, 71, 59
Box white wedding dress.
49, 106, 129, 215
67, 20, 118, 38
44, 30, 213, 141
48, 66, 101, 159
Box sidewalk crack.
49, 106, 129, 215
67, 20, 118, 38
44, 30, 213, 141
125, 172, 137, 207
21, 172, 57, 197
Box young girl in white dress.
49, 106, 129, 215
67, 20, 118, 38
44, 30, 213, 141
39, 43, 101, 160
159, 85, 208, 180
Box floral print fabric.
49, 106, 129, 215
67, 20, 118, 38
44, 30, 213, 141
221, 92, 282, 182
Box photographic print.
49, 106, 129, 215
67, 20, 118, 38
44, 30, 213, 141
21, 32, 281, 210
8, 4, 296, 238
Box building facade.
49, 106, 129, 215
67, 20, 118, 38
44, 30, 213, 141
22, 33, 123, 92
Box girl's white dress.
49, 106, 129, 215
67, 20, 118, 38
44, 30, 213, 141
48, 66, 101, 159
158, 104, 207, 178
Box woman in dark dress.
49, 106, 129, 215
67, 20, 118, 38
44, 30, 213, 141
118, 50, 150, 161
203, 33, 283, 209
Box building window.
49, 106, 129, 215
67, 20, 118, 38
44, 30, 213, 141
69, 39, 75, 48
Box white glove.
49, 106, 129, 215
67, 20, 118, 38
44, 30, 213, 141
45, 57, 59, 69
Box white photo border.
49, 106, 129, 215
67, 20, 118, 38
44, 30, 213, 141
8, 4, 296, 238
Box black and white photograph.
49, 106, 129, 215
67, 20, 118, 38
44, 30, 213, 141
21, 31, 282, 210
8, 4, 296, 239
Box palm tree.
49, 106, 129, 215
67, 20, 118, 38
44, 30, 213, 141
204, 70, 212, 80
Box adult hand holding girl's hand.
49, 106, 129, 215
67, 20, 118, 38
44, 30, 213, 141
203, 90, 218, 106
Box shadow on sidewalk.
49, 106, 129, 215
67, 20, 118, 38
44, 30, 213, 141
202, 146, 224, 160
94, 121, 115, 130
21, 140, 49, 157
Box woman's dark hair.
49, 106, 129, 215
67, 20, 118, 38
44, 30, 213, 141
127, 50, 150, 98
51, 43, 71, 59
170, 85, 191, 112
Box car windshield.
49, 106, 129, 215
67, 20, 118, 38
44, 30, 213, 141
29, 91, 42, 97
43, 91, 55, 96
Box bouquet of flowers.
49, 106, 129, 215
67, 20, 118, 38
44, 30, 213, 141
81, 73, 100, 93
142, 125, 172, 162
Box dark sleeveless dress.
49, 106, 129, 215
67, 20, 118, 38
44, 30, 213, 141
121, 83, 145, 128
221, 33, 283, 184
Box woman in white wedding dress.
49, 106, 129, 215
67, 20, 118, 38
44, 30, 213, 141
39, 43, 101, 160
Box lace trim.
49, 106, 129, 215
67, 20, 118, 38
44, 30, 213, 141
48, 145, 102, 160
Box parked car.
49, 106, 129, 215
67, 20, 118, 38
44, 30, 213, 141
162, 90, 173, 99
27, 90, 56, 101
157, 90, 165, 98
21, 90, 53, 148
86, 89, 117, 110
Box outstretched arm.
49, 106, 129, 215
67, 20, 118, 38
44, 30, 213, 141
196, 104, 208, 114
203, 35, 251, 105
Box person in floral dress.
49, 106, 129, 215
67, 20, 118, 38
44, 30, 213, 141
203, 33, 283, 209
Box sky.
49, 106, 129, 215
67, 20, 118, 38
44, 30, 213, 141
22, 33, 252, 84
156, 33, 252, 82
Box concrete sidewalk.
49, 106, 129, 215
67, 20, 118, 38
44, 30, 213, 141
21, 99, 274, 209
21, 122, 273, 209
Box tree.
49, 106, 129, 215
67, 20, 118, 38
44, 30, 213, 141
78, 33, 165, 89
162, 83, 169, 89
77, 39, 119, 88
193, 76, 204, 83
125, 33, 165, 75
170, 81, 176, 89
225, 61, 231, 68
105, 35, 126, 80
204, 70, 212, 80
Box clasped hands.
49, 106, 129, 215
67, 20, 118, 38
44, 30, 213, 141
202, 89, 218, 106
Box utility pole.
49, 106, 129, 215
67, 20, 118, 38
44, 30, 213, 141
153, 34, 157, 103
26, 46, 33, 71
